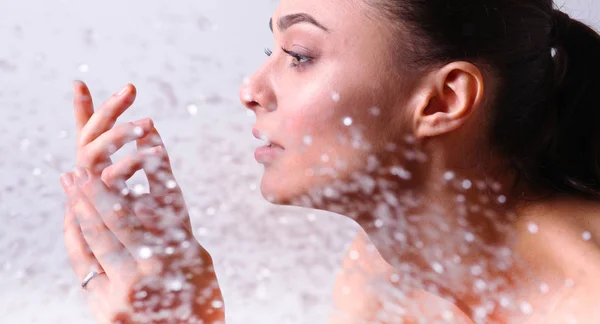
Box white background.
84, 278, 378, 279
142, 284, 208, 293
0, 0, 598, 323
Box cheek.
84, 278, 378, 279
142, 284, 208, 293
278, 89, 341, 147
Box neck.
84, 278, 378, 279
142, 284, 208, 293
301, 159, 553, 320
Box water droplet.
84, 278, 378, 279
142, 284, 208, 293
211, 300, 224, 309
78, 64, 89, 73
443, 171, 455, 181
133, 184, 146, 195
393, 232, 406, 242
462, 180, 472, 190
138, 246, 153, 259
165, 247, 175, 255
134, 290, 148, 299
374, 219, 384, 228
385, 143, 398, 152
321, 154, 329, 163
369, 106, 381, 116
403, 135, 416, 144
519, 301, 533, 314
432, 262, 445, 274
121, 188, 130, 196
452, 255, 462, 263
331, 91, 340, 102
527, 222, 539, 234
464, 232, 475, 242
133, 126, 144, 137
187, 104, 198, 116
582, 231, 592, 241
565, 278, 575, 287
166, 180, 177, 189
349, 250, 360, 260
307, 213, 316, 222
390, 166, 412, 180
303, 136, 313, 145
323, 187, 337, 198
497, 195, 507, 204
470, 265, 483, 276
343, 117, 353, 126
167, 278, 183, 291
474, 307, 487, 319
474, 279, 487, 291
441, 310, 454, 321
113, 203, 122, 211
540, 283, 549, 293
171, 229, 187, 242
32, 168, 42, 176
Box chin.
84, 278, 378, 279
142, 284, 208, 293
259, 170, 314, 207
259, 174, 291, 205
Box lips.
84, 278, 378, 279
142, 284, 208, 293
252, 127, 284, 149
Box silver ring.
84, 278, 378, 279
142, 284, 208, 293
81, 270, 104, 289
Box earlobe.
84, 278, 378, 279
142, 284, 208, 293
413, 62, 484, 139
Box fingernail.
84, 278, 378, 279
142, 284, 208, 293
116, 85, 129, 97
74, 167, 89, 185
133, 118, 152, 128
60, 173, 74, 190
73, 80, 84, 89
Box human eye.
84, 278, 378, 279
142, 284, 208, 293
281, 47, 313, 67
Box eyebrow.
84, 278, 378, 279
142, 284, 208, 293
269, 13, 330, 33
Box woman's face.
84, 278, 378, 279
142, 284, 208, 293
239, 0, 413, 206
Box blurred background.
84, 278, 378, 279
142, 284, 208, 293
0, 0, 598, 323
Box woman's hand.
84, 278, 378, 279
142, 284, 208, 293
61, 81, 225, 323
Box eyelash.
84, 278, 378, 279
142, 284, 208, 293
264, 47, 313, 67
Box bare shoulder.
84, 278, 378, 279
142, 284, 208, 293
518, 197, 600, 323
330, 230, 472, 324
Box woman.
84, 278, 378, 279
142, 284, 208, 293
60, 0, 600, 322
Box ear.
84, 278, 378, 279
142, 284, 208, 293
413, 62, 484, 138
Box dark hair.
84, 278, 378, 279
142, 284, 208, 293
374, 0, 600, 199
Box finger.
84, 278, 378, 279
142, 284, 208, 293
79, 118, 154, 174
132, 197, 165, 234
136, 127, 177, 196
137, 132, 191, 230
62, 172, 108, 290
70, 180, 136, 277
101, 145, 163, 190
78, 84, 137, 148
73, 167, 147, 252
64, 200, 109, 293
136, 128, 187, 222
73, 80, 95, 134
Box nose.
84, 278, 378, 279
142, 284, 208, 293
239, 67, 276, 114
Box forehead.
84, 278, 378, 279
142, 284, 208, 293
273, 0, 375, 31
